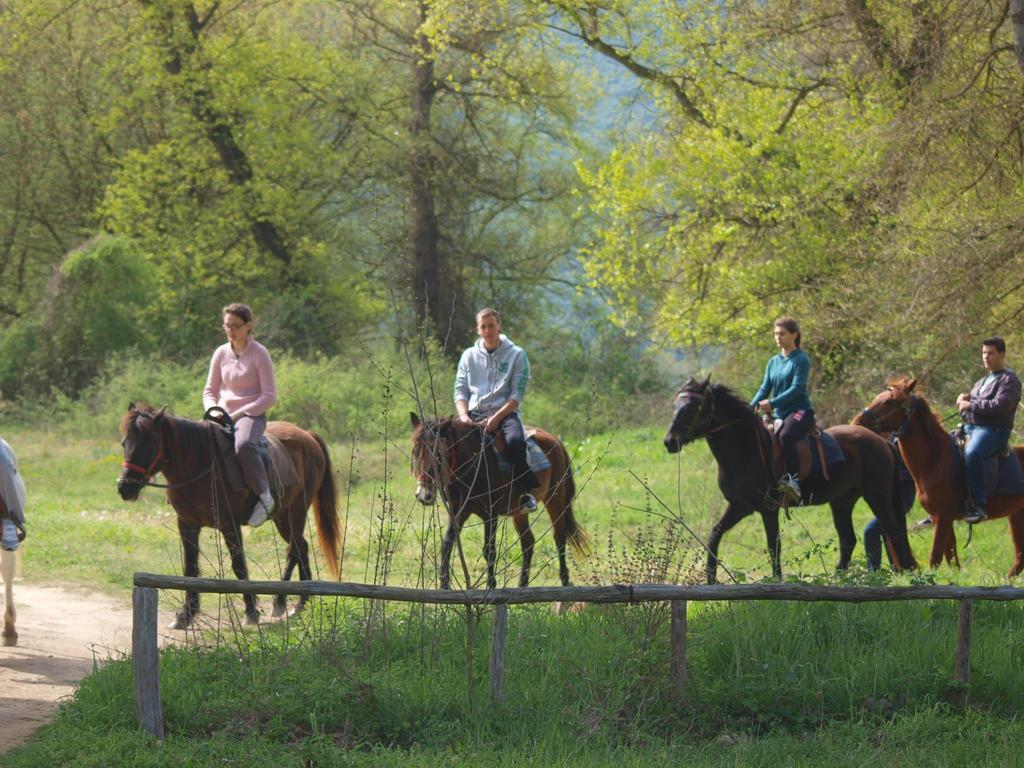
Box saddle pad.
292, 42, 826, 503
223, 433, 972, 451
819, 431, 845, 469
210, 423, 298, 497
948, 432, 1024, 498
990, 451, 1024, 497
493, 436, 551, 474
263, 430, 299, 495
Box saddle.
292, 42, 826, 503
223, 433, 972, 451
209, 422, 299, 499
768, 422, 843, 484
952, 428, 1024, 498
485, 428, 551, 473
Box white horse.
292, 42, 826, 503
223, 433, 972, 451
0, 437, 26, 647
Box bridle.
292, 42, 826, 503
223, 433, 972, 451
672, 388, 716, 441
120, 423, 166, 488
860, 388, 917, 438
119, 416, 218, 490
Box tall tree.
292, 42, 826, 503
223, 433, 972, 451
345, 0, 581, 352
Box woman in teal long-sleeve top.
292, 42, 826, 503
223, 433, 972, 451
750, 317, 814, 502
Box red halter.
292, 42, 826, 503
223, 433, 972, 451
122, 429, 165, 480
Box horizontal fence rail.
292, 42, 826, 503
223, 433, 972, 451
132, 573, 1024, 604
131, 573, 1024, 738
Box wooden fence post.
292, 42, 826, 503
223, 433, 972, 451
133, 586, 164, 738
670, 599, 688, 702
490, 603, 508, 707
953, 598, 973, 709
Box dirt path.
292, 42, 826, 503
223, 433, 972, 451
0, 580, 175, 755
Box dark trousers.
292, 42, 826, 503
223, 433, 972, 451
474, 411, 539, 493
234, 415, 269, 496
777, 409, 814, 476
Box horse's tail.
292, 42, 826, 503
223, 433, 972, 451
557, 444, 590, 557
311, 432, 342, 579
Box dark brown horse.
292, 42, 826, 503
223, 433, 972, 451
663, 377, 917, 583
855, 377, 1024, 577
117, 404, 342, 628
410, 414, 589, 589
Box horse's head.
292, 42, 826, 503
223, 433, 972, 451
854, 377, 918, 436
664, 375, 714, 453
118, 402, 167, 501
410, 412, 456, 506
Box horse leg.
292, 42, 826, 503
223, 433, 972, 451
483, 515, 498, 590
707, 503, 751, 584
829, 493, 859, 571
172, 522, 201, 630
760, 506, 783, 581
511, 512, 536, 587
439, 514, 461, 590
272, 510, 310, 618
1007, 508, 1024, 578
1, 549, 16, 646
222, 526, 260, 625
285, 536, 312, 617
930, 517, 957, 569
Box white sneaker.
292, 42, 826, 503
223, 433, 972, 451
778, 473, 801, 504
248, 491, 275, 527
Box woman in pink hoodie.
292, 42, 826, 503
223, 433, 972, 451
203, 303, 278, 526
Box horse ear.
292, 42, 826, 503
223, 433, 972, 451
154, 406, 167, 424
907, 378, 917, 392
410, 412, 421, 428
701, 373, 712, 389
128, 401, 136, 412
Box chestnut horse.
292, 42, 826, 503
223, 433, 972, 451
855, 378, 1024, 577
117, 404, 342, 628
410, 414, 589, 589
663, 377, 917, 583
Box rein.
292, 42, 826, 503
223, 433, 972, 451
120, 418, 222, 490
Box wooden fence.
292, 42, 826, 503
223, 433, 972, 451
131, 573, 1024, 739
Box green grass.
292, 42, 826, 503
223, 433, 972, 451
5, 421, 1024, 767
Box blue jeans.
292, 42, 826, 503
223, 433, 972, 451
964, 424, 1011, 506
864, 517, 884, 571
865, 455, 916, 571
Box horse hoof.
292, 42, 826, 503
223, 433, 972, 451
245, 611, 260, 626
2, 631, 16, 647
169, 615, 191, 630
271, 603, 287, 619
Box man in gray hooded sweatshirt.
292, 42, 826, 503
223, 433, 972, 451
454, 308, 539, 511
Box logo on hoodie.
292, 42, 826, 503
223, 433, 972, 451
498, 362, 509, 373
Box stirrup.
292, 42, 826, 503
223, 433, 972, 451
519, 493, 538, 512
964, 503, 987, 525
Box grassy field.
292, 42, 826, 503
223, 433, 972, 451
5, 420, 1024, 767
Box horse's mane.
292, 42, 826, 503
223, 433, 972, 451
707, 383, 762, 427
121, 404, 215, 458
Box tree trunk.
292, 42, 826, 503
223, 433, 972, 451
408, 2, 467, 352
141, 0, 291, 266
1012, 0, 1024, 78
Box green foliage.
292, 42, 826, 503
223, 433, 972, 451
0, 236, 154, 399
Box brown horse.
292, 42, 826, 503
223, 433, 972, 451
117, 404, 342, 628
855, 377, 1024, 577
663, 377, 918, 583
410, 414, 589, 589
